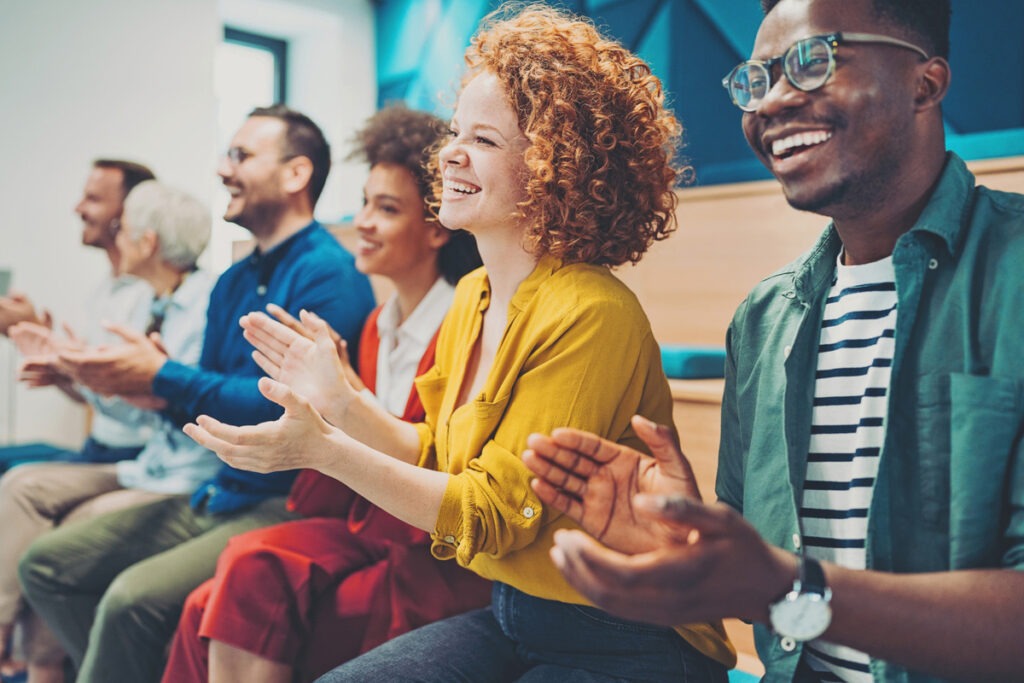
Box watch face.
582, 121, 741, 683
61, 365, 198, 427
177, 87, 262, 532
770, 591, 833, 641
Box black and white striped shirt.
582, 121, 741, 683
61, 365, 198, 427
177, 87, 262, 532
801, 255, 896, 682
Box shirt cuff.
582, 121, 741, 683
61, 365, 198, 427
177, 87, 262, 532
430, 473, 468, 562
153, 360, 194, 411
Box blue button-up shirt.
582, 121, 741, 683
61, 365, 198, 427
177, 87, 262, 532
153, 221, 376, 513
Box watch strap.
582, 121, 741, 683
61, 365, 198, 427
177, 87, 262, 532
801, 556, 827, 596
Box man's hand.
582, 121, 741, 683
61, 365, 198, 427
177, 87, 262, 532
57, 323, 167, 397
524, 415, 702, 554
10, 322, 85, 390
0, 290, 50, 336
548, 497, 796, 626
525, 414, 795, 626
9, 321, 82, 359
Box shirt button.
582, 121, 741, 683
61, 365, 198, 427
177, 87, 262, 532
443, 535, 456, 544
927, 258, 939, 270
783, 345, 792, 359
780, 636, 797, 652
256, 285, 268, 296
792, 533, 801, 550
522, 506, 535, 519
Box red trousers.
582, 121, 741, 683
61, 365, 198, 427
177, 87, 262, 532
162, 512, 491, 682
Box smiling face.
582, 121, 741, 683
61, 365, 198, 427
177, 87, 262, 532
437, 71, 531, 237
353, 162, 448, 282
742, 0, 923, 217
216, 116, 290, 234
75, 167, 125, 249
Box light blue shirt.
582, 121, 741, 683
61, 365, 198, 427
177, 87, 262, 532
82, 274, 155, 448
114, 269, 221, 494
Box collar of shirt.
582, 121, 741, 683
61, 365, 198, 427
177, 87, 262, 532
152, 268, 210, 318
247, 220, 320, 296
376, 276, 455, 349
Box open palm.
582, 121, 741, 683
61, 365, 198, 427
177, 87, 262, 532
524, 415, 702, 554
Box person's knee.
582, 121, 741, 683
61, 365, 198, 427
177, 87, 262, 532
0, 463, 45, 503
18, 536, 60, 600
95, 570, 160, 635
218, 543, 289, 588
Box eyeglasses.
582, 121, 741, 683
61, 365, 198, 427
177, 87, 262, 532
224, 147, 300, 166
224, 147, 253, 165
722, 32, 929, 112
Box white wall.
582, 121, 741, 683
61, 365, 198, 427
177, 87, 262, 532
213, 0, 377, 272
0, 0, 375, 448
0, 0, 220, 446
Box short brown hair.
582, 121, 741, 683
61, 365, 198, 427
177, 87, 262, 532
93, 159, 156, 198
249, 105, 331, 206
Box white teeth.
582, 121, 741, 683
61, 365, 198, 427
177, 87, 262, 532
444, 180, 480, 195
772, 130, 832, 156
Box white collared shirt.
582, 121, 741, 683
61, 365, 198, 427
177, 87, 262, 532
374, 277, 454, 416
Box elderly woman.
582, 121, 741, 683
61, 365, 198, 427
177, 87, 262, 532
188, 5, 735, 681
0, 180, 215, 683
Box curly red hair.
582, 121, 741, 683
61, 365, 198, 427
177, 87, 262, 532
430, 3, 684, 267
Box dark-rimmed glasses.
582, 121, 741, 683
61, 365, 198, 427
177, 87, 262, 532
224, 147, 299, 166
722, 32, 929, 112
225, 147, 253, 165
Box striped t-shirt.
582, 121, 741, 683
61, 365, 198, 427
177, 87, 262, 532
801, 255, 896, 682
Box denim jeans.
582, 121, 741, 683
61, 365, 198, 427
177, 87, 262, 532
317, 582, 728, 682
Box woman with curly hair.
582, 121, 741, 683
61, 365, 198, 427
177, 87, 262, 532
160, 106, 488, 683
186, 5, 735, 681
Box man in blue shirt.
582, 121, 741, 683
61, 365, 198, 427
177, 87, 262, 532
20, 105, 375, 683
524, 1, 1024, 681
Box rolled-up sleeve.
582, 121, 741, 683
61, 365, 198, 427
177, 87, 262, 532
428, 290, 673, 566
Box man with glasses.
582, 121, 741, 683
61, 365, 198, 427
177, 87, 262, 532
525, 1, 1024, 681
20, 106, 375, 683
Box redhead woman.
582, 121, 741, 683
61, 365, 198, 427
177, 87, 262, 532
161, 106, 486, 683
187, 5, 735, 681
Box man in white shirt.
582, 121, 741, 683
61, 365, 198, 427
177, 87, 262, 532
0, 160, 156, 468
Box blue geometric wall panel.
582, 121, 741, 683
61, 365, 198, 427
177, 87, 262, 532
375, 0, 1024, 186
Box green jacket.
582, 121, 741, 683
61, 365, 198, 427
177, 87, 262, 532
716, 154, 1024, 682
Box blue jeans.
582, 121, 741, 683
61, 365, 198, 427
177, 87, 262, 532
317, 582, 728, 682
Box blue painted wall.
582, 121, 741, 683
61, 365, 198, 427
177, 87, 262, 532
375, 0, 1024, 186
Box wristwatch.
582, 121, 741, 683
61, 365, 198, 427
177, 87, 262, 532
769, 555, 832, 642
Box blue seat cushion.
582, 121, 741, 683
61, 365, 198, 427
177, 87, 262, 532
660, 345, 726, 380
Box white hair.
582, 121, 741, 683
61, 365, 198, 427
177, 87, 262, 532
122, 180, 210, 270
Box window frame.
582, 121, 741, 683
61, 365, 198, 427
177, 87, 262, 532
223, 26, 288, 104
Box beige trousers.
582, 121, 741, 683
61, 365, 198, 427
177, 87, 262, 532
0, 462, 168, 664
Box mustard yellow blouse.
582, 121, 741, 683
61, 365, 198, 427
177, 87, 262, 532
413, 254, 735, 667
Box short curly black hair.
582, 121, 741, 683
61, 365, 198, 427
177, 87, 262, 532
348, 106, 482, 285
347, 105, 446, 207
761, 0, 951, 58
